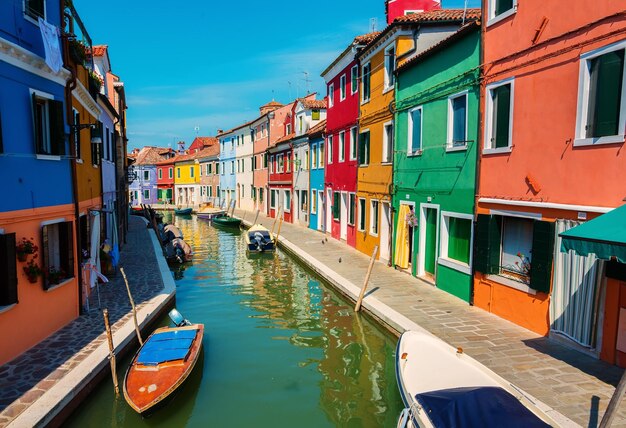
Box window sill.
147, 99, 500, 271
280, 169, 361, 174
574, 135, 625, 147
36, 154, 61, 161
45, 277, 74, 292
75, 159, 84, 164
361, 99, 370, 106
438, 257, 471, 275
486, 8, 516, 27
445, 145, 467, 153
407, 150, 423, 157
381, 161, 392, 165
382, 86, 394, 95
358, 164, 369, 167
483, 146, 512, 155
24, 14, 42, 27
0, 303, 17, 314
486, 274, 536, 295
369, 232, 379, 237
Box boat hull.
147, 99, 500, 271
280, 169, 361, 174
123, 324, 204, 415
244, 224, 275, 253
212, 217, 241, 227
197, 209, 226, 220
174, 208, 193, 215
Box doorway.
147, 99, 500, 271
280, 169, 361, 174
340, 192, 348, 240
326, 188, 332, 234
419, 204, 439, 281
380, 202, 391, 262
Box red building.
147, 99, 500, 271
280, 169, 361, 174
155, 157, 176, 204
268, 125, 294, 223
321, 33, 378, 247
385, 0, 441, 24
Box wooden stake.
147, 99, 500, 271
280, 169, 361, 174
120, 268, 143, 345
271, 206, 281, 236
355, 246, 378, 312
103, 309, 119, 395
600, 369, 626, 428
253, 210, 260, 225
275, 214, 284, 243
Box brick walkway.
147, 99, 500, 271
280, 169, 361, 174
0, 216, 166, 427
235, 208, 626, 427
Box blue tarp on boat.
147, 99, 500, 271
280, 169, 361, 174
136, 329, 197, 365
414, 386, 551, 428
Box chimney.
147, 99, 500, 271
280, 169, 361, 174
385, 0, 442, 25
177, 140, 186, 154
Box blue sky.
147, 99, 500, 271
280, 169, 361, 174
74, 0, 480, 150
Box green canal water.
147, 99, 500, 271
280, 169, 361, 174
66, 214, 403, 427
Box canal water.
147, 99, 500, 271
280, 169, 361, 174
66, 214, 403, 427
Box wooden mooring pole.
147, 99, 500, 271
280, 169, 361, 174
275, 215, 284, 243
600, 369, 626, 428
355, 246, 378, 312
120, 267, 143, 345
103, 309, 119, 395
253, 209, 260, 225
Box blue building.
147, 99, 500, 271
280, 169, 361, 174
218, 129, 237, 208
308, 120, 326, 232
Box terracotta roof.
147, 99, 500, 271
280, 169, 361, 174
217, 118, 257, 136
300, 98, 327, 110
261, 100, 283, 108
92, 45, 107, 57
274, 132, 296, 145
307, 120, 326, 137
393, 8, 481, 23
189, 136, 218, 152
133, 147, 174, 166
196, 144, 220, 159
354, 32, 381, 44
398, 21, 480, 72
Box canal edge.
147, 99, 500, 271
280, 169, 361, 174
8, 218, 176, 428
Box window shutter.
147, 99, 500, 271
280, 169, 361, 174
333, 192, 340, 219
32, 93, 43, 154
60, 222, 74, 281
0, 233, 18, 305
493, 85, 511, 148
588, 50, 624, 138
0, 109, 4, 153
42, 225, 50, 290
473, 215, 501, 274
49, 100, 65, 155
529, 220, 555, 294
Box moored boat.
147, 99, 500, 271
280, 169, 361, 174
197, 207, 226, 220
212, 215, 242, 228
395, 330, 561, 428
245, 224, 275, 253
174, 207, 193, 215
123, 310, 204, 415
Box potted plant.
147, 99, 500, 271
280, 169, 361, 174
88, 70, 103, 98
23, 258, 43, 283
16, 237, 38, 262
406, 211, 418, 228
47, 266, 66, 285
68, 38, 88, 66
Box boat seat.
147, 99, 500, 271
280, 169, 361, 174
136, 330, 197, 365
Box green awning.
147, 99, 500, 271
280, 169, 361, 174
560, 205, 626, 263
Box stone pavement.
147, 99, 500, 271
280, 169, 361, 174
0, 215, 172, 427
235, 208, 626, 427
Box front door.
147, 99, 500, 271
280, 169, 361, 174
318, 191, 324, 231
380, 202, 391, 262
424, 208, 437, 277
326, 188, 332, 234
340, 192, 348, 240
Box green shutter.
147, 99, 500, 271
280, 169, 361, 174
60, 221, 74, 281
473, 215, 501, 274
448, 217, 471, 264
49, 100, 65, 155
587, 50, 624, 138
0, 233, 18, 305
529, 220, 555, 293
493, 85, 511, 148
333, 192, 340, 220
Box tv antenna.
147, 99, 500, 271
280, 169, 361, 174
194, 125, 200, 136
370, 18, 378, 32
301, 71, 312, 95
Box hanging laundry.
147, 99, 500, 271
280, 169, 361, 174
38, 17, 63, 73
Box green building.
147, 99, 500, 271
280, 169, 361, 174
392, 23, 480, 302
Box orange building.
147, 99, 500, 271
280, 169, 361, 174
475, 0, 626, 366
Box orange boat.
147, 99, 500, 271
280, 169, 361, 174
123, 313, 204, 415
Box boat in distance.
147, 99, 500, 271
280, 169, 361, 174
395, 330, 562, 428
123, 310, 204, 415
174, 207, 193, 215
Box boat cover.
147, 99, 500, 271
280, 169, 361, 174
414, 386, 551, 428
137, 329, 197, 365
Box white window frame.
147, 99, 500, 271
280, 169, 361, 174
327, 135, 333, 164
351, 65, 358, 95
328, 83, 334, 107
270, 155, 274, 173
311, 189, 317, 214
158, 168, 162, 179
350, 126, 357, 160
361, 62, 371, 104
358, 197, 367, 232
408, 106, 423, 156
23, 0, 47, 25
30, 89, 55, 158
338, 131, 345, 162
447, 90, 469, 151
143, 170, 150, 181
348, 192, 356, 226
487, 0, 517, 27
574, 40, 626, 147
369, 199, 379, 236
311, 144, 317, 169
484, 78, 515, 154
169, 167, 173, 179
143, 189, 150, 200
382, 120, 394, 163
284, 190, 291, 213
438, 211, 474, 275
384, 43, 396, 92
340, 74, 347, 101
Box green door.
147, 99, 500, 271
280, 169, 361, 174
166, 188, 173, 202
424, 208, 437, 276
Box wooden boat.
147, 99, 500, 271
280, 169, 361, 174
123, 310, 204, 415
212, 215, 241, 228
245, 224, 275, 253
395, 330, 560, 428
174, 207, 193, 215
196, 207, 226, 220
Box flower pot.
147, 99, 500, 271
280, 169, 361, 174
17, 252, 27, 262
27, 274, 38, 284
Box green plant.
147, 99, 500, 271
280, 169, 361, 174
47, 266, 66, 285
16, 237, 38, 255
23, 257, 43, 282
69, 38, 88, 65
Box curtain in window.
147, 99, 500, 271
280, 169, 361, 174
550, 220, 602, 348
448, 217, 470, 264
452, 96, 466, 146
394, 204, 411, 269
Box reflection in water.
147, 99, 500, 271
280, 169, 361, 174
66, 212, 402, 428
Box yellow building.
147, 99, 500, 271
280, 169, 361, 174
174, 152, 201, 206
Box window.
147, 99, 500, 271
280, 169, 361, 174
230, 161, 234, 174
270, 189, 276, 209
177, 168, 181, 179
384, 44, 396, 90
370, 200, 379, 235
312, 109, 320, 120
158, 168, 162, 180
286, 123, 292, 134
143, 189, 150, 199
190, 166, 194, 178
270, 155, 274, 173
311, 144, 317, 168
474, 215, 555, 293
216, 163, 220, 174
31, 92, 64, 156
199, 165, 203, 177
25, 0, 45, 20
439, 213, 473, 274
351, 65, 358, 95
362, 63, 371, 102
338, 131, 345, 162
207, 163, 212, 174
263, 154, 268, 168
319, 142, 324, 167
328, 83, 334, 107
350, 127, 357, 160
383, 121, 394, 163
41, 221, 74, 290
348, 193, 356, 225
300, 190, 307, 212
358, 131, 370, 165
358, 198, 366, 231
304, 149, 309, 170
169, 167, 173, 179
448, 92, 468, 149
284, 190, 291, 212
259, 188, 264, 202
142, 170, 149, 180
488, 0, 516, 23
0, 233, 18, 306
72, 109, 81, 159
286, 152, 291, 172
278, 155, 283, 173
311, 190, 317, 214
327, 135, 333, 164
485, 79, 514, 152
408, 106, 423, 155
298, 116, 303, 133
333, 191, 340, 220
340, 74, 347, 100
575, 42, 626, 146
